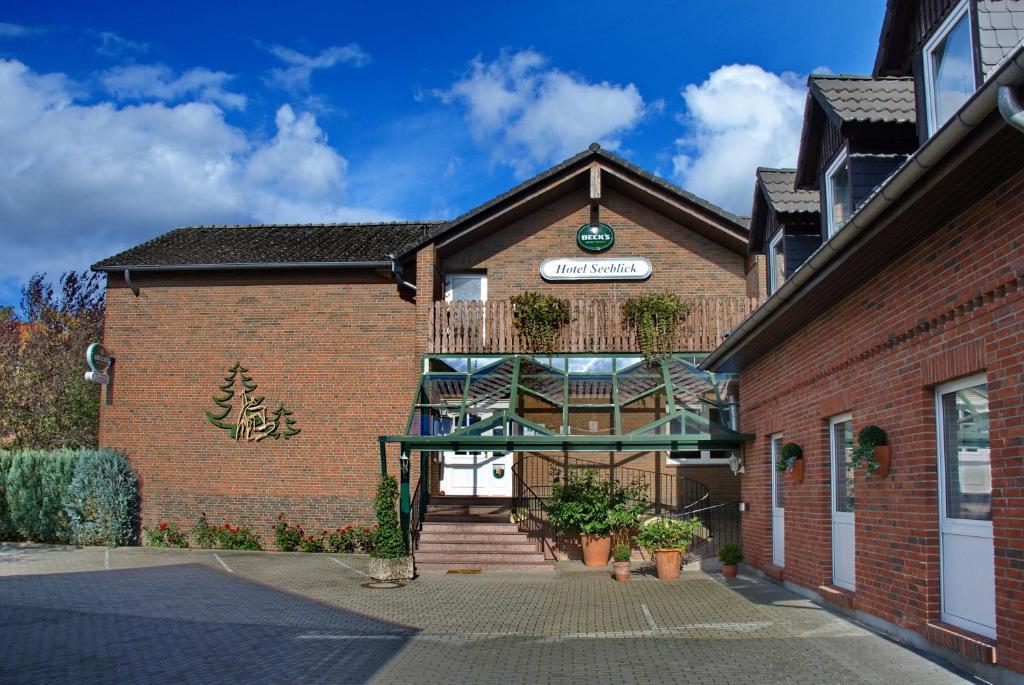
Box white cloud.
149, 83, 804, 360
265, 43, 370, 92
671, 64, 806, 215
101, 63, 247, 110
95, 30, 148, 57
0, 22, 34, 38
0, 58, 395, 288
436, 49, 648, 175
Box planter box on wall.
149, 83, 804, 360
869, 445, 891, 479
786, 459, 805, 484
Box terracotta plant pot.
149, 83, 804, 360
721, 563, 738, 579
786, 458, 805, 484
871, 445, 892, 478
653, 548, 682, 581
581, 534, 611, 567
613, 561, 631, 582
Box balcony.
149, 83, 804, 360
427, 296, 762, 354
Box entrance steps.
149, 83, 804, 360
415, 497, 553, 572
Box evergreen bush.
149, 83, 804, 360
6, 449, 77, 542
0, 451, 14, 540
66, 449, 139, 546
370, 475, 407, 559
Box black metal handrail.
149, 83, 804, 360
409, 474, 424, 550
670, 500, 742, 556
510, 463, 554, 559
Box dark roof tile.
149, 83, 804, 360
757, 168, 819, 214
810, 75, 916, 124
92, 222, 444, 271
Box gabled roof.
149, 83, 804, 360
395, 143, 750, 259
810, 75, 916, 125
795, 75, 917, 188
748, 168, 820, 253
92, 222, 443, 271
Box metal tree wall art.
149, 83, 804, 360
206, 362, 301, 441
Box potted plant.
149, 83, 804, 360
634, 517, 700, 581
776, 442, 804, 483
850, 425, 891, 478
612, 543, 631, 582
548, 469, 615, 566
367, 475, 414, 581
717, 543, 743, 579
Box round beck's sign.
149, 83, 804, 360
576, 223, 614, 252
86, 342, 112, 373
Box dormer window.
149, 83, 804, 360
768, 231, 785, 294
923, 0, 976, 135
825, 150, 851, 238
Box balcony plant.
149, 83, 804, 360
634, 516, 701, 581
621, 293, 692, 365
776, 442, 804, 483
612, 543, 632, 582
850, 425, 890, 478
510, 292, 572, 353
368, 475, 414, 581
717, 543, 743, 579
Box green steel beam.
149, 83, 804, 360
386, 433, 752, 452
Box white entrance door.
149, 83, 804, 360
937, 376, 996, 638
830, 414, 856, 591
439, 450, 512, 496
770, 433, 785, 568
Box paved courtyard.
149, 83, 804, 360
0, 544, 980, 684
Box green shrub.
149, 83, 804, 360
191, 513, 218, 548
6, 449, 77, 542
510, 292, 572, 352
144, 521, 189, 548
851, 425, 889, 476
215, 523, 262, 551
621, 293, 692, 365
612, 543, 631, 562
66, 449, 139, 546
717, 543, 743, 565
298, 531, 325, 553
273, 513, 303, 552
776, 443, 803, 472
0, 451, 14, 540
370, 475, 406, 559
634, 517, 701, 552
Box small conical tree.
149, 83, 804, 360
270, 403, 301, 440
370, 475, 406, 559
206, 362, 243, 431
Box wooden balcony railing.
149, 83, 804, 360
428, 296, 762, 354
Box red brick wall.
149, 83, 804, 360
99, 269, 419, 539
442, 188, 747, 299
737, 168, 1024, 668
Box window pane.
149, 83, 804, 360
772, 437, 784, 509
449, 276, 483, 301
832, 419, 854, 513
770, 238, 786, 292
830, 161, 850, 232
931, 13, 974, 128
941, 383, 991, 521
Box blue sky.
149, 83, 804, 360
0, 1, 885, 308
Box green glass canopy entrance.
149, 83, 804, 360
379, 354, 754, 545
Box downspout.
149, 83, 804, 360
123, 269, 140, 297
998, 85, 1024, 132
389, 254, 417, 291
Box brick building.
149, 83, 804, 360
704, 0, 1024, 681
93, 144, 759, 561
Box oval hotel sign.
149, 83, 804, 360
576, 223, 614, 252
540, 257, 652, 281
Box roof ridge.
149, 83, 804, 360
177, 220, 446, 230
810, 73, 913, 81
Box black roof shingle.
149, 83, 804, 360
91, 222, 444, 271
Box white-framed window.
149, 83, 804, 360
444, 273, 487, 302
770, 433, 784, 510
768, 231, 785, 294
829, 413, 855, 514
936, 374, 991, 522
824, 150, 851, 238
923, 0, 976, 136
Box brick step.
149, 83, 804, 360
425, 514, 512, 523
416, 542, 540, 554
415, 561, 554, 572
414, 551, 548, 564
418, 532, 533, 545
421, 522, 522, 534
429, 496, 513, 507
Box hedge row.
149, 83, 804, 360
0, 448, 139, 546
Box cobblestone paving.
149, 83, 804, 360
0, 544, 979, 684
